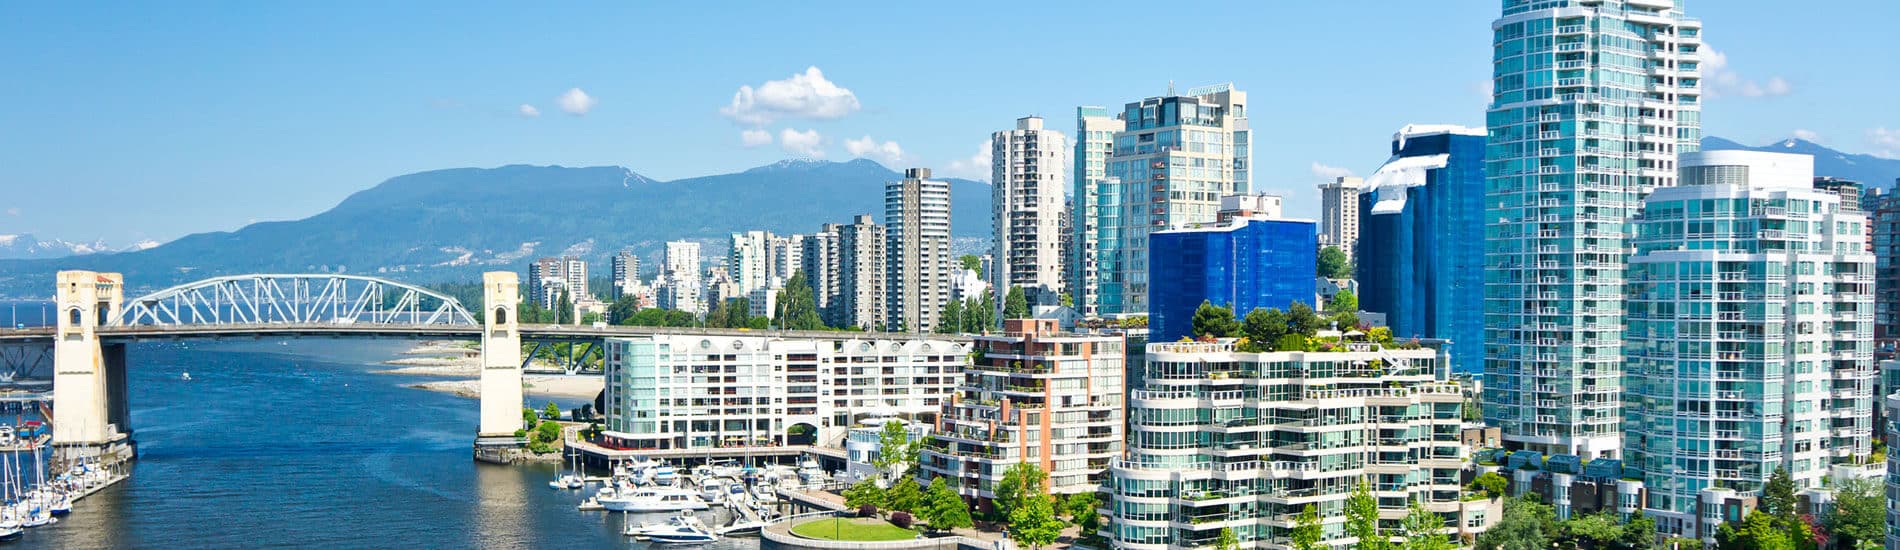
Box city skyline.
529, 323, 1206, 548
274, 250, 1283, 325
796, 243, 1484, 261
4, 1, 1893, 245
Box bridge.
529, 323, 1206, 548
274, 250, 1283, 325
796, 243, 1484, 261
0, 270, 553, 462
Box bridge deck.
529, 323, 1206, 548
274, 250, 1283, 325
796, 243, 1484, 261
0, 324, 970, 345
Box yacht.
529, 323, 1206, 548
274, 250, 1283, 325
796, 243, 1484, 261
599, 488, 710, 513
697, 477, 728, 503
0, 520, 19, 543
626, 513, 718, 544
651, 466, 680, 486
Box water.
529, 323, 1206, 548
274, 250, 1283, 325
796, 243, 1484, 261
0, 301, 54, 328
23, 339, 764, 549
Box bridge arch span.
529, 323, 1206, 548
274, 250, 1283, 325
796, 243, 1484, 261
116, 274, 476, 328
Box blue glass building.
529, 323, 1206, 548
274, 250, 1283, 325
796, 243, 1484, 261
1356, 125, 1486, 374
1148, 211, 1315, 342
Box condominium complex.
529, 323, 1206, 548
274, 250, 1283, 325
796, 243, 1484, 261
1317, 176, 1364, 258
611, 250, 640, 299
1147, 195, 1314, 342
1623, 151, 1875, 535
802, 226, 840, 314
664, 240, 701, 282
599, 331, 967, 450
921, 319, 1124, 508
886, 168, 954, 333
527, 256, 588, 308
1482, 0, 1702, 457
1872, 193, 1900, 342
835, 214, 887, 330
991, 116, 1070, 304
1356, 125, 1487, 374
1105, 339, 1492, 549
1073, 107, 1126, 318
1101, 84, 1251, 315
730, 230, 774, 298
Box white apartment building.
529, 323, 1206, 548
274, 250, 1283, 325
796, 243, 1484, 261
1106, 338, 1493, 549
803, 227, 840, 313
991, 116, 1070, 304
1624, 150, 1875, 537
886, 168, 953, 333
730, 231, 773, 298
611, 251, 640, 299
1102, 84, 1250, 315
600, 332, 967, 450
1317, 176, 1364, 258
1073, 106, 1125, 318
665, 240, 702, 284
835, 214, 886, 330
920, 319, 1124, 509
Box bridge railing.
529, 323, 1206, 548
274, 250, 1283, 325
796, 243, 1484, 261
116, 274, 476, 328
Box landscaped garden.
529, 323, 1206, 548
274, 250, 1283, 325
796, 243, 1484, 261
790, 517, 918, 541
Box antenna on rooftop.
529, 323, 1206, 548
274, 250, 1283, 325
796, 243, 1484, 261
1167, 80, 1176, 96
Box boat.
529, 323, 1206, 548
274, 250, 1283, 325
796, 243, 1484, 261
751, 484, 779, 504
651, 465, 680, 486
598, 488, 710, 513
548, 474, 584, 490
626, 513, 718, 544
697, 477, 728, 503
576, 497, 605, 511
181, 372, 191, 381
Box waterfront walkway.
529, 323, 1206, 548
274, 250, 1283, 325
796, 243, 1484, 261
566, 437, 847, 462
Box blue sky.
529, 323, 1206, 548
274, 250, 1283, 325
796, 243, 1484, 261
1, 1, 1894, 245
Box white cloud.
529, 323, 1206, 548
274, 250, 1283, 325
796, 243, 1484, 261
518, 104, 540, 118
844, 135, 905, 166
721, 67, 860, 125
741, 129, 773, 147
1869, 127, 1900, 158
557, 88, 597, 115
1792, 129, 1821, 143
3, 207, 16, 216
941, 139, 994, 180
1702, 46, 1792, 99
779, 128, 824, 158
1310, 162, 1355, 180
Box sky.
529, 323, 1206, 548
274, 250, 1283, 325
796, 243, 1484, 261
1, 1, 1895, 246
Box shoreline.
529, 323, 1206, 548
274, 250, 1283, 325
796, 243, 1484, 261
387, 340, 602, 400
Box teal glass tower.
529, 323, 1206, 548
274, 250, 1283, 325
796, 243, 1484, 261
1482, 0, 1702, 457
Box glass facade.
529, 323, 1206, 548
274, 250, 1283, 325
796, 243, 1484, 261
1147, 218, 1315, 342
1357, 127, 1487, 375
1483, 0, 1702, 457
1073, 107, 1123, 317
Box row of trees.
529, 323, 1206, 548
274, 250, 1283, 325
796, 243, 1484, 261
935, 286, 1034, 335
1259, 481, 1453, 550
840, 445, 1094, 550
1712, 468, 1882, 550
1188, 295, 1366, 351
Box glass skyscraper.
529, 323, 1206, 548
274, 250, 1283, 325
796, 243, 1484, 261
1102, 84, 1250, 316
1146, 199, 1313, 342
1483, 0, 1702, 457
1623, 151, 1873, 536
1357, 125, 1487, 375
1073, 107, 1124, 318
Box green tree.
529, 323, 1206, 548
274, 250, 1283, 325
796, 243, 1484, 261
886, 477, 924, 514
1059, 293, 1073, 308
1286, 300, 1323, 336
919, 477, 973, 532
1763, 467, 1798, 529
973, 290, 997, 331
1009, 494, 1065, 550
1240, 307, 1289, 351
1475, 496, 1554, 550
1215, 527, 1239, 550
775, 271, 826, 330
555, 289, 574, 324
993, 462, 1047, 521
1003, 286, 1030, 320
1062, 492, 1100, 536
936, 299, 964, 334
1318, 245, 1353, 278
1716, 510, 1795, 550
959, 254, 982, 272
544, 401, 561, 420
1564, 512, 1622, 548
607, 295, 641, 325
1292, 504, 1325, 550
1191, 300, 1239, 338
1619, 511, 1657, 550
843, 478, 886, 511
1329, 289, 1359, 314
1825, 478, 1884, 549
1469, 471, 1509, 498
1402, 500, 1453, 550
872, 421, 920, 479
1347, 480, 1389, 550
521, 407, 539, 429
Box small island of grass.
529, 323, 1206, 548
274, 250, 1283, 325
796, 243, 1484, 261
790, 517, 918, 541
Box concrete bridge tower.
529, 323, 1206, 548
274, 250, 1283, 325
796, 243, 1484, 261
476, 272, 524, 449
51, 271, 130, 456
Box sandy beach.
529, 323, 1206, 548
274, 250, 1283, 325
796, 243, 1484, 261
389, 340, 602, 399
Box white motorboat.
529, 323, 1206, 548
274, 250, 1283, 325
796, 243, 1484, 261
651, 466, 680, 486
627, 513, 718, 544
751, 485, 779, 504
697, 477, 728, 502
548, 474, 584, 490
599, 488, 710, 513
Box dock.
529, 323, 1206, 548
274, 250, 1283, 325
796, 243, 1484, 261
71, 472, 128, 502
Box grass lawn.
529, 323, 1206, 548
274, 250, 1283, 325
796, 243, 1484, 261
791, 517, 919, 541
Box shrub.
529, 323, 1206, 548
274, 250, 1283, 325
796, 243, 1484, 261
859, 505, 879, 518
890, 511, 914, 529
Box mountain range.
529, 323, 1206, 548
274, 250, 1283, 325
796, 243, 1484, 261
2, 136, 1895, 298
0, 159, 992, 297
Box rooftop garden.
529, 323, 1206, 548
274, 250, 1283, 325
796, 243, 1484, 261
1184, 299, 1426, 352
